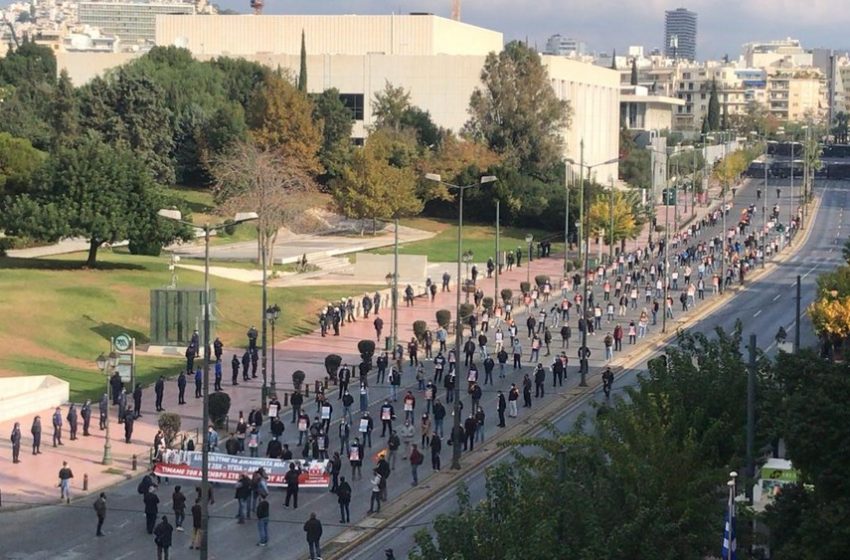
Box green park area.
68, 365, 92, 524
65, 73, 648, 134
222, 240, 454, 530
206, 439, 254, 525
374, 217, 565, 263
0, 249, 371, 402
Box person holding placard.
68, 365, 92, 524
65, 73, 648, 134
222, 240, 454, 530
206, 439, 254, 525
380, 400, 394, 437
359, 412, 373, 448
349, 438, 363, 480
402, 391, 416, 423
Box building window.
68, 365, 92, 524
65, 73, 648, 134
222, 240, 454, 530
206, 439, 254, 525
339, 93, 364, 121
688, 82, 694, 90
701, 93, 706, 100
683, 72, 691, 79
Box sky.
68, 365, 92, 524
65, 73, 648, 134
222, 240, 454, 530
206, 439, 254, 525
214, 0, 850, 60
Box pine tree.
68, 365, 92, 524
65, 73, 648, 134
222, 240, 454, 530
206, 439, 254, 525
610, 49, 617, 70
298, 30, 307, 92
630, 58, 638, 86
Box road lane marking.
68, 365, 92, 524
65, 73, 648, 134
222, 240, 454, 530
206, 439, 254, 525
773, 294, 781, 301
754, 310, 762, 317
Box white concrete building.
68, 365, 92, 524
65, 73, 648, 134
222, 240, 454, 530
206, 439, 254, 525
154, 14, 620, 179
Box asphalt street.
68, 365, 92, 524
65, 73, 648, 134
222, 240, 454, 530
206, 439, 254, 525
0, 179, 840, 560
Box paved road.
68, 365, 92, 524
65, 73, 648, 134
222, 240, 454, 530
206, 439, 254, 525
345, 179, 843, 559
0, 178, 835, 560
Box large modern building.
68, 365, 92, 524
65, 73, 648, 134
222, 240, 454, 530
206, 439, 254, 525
664, 8, 697, 61
154, 14, 621, 181
544, 34, 587, 57
79, 0, 200, 45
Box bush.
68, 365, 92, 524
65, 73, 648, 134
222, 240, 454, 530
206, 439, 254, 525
158, 412, 181, 448
459, 303, 475, 320
292, 370, 306, 391
500, 289, 513, 304
324, 354, 342, 381
520, 281, 531, 294
208, 392, 231, 429
482, 297, 494, 311
128, 238, 163, 256
534, 275, 550, 288
436, 309, 451, 329
358, 339, 376, 367
413, 320, 427, 343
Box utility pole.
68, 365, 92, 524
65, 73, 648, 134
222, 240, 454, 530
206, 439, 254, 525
746, 333, 756, 503
763, 138, 768, 269
794, 275, 801, 352
578, 140, 585, 261
609, 176, 615, 264
564, 161, 570, 276
495, 199, 500, 310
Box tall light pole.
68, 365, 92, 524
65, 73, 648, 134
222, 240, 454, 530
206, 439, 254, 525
495, 199, 501, 310
425, 173, 497, 470
608, 175, 615, 264
265, 304, 280, 396
260, 234, 269, 412
525, 234, 533, 286
95, 351, 119, 466
463, 250, 474, 303
157, 209, 258, 560
563, 161, 570, 276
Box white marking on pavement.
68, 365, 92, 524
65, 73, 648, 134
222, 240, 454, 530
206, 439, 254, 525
754, 310, 762, 317
114, 553, 135, 560
773, 294, 781, 301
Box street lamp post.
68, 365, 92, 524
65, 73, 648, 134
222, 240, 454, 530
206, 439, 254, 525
265, 304, 280, 396
525, 234, 533, 286
563, 162, 570, 276
495, 199, 501, 312
425, 173, 497, 470
608, 175, 615, 264
157, 208, 257, 560
95, 351, 119, 465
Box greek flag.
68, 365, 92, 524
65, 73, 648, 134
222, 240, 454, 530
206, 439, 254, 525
721, 492, 737, 560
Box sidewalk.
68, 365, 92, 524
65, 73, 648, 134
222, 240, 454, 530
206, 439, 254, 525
0, 175, 784, 508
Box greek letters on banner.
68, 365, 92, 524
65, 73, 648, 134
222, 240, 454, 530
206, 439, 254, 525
153, 451, 330, 488
268, 403, 279, 418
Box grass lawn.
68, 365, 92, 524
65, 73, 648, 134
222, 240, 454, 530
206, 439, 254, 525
0, 249, 371, 401
379, 218, 564, 262
166, 186, 257, 245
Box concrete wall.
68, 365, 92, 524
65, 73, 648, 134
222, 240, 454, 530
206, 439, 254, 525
155, 14, 504, 57
0, 376, 70, 423
57, 51, 142, 85
354, 253, 428, 283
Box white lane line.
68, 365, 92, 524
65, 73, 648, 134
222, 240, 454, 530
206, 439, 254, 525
802, 265, 819, 279
773, 294, 781, 301
114, 552, 135, 560
754, 310, 762, 317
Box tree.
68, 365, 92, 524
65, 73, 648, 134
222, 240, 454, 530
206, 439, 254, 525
78, 69, 176, 184
610, 48, 617, 69
707, 80, 721, 131
0, 80, 55, 150
372, 81, 411, 132
832, 111, 849, 144
331, 143, 422, 234
312, 88, 353, 184
0, 132, 46, 199
618, 127, 650, 189
587, 189, 641, 249
298, 30, 307, 92
49, 70, 79, 148
212, 140, 320, 266
0, 40, 57, 87
246, 73, 323, 175
4, 138, 183, 266
630, 57, 638, 85
400, 106, 441, 148
464, 41, 571, 178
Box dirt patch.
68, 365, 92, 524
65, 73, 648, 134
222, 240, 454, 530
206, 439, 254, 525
0, 334, 93, 375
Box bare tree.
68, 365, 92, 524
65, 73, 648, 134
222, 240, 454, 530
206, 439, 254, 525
212, 140, 321, 265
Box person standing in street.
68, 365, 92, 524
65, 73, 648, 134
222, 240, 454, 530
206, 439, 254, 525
496, 391, 507, 427
81, 400, 92, 436
10, 422, 22, 463
124, 408, 135, 443
58, 461, 74, 503
67, 403, 78, 440
52, 407, 63, 447
155, 376, 166, 411
368, 469, 382, 513
409, 444, 423, 486
189, 499, 202, 550
31, 415, 42, 454
144, 486, 160, 534
256, 495, 270, 546
93, 492, 107, 536
172, 486, 186, 532
337, 475, 352, 523
177, 372, 187, 405
303, 512, 323, 560
153, 515, 173, 560
284, 462, 302, 509
99, 394, 108, 430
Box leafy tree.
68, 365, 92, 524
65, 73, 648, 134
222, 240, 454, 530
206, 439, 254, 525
707, 80, 720, 131
4, 138, 184, 266
312, 88, 353, 184
246, 73, 323, 175
464, 41, 571, 178
0, 40, 57, 87
78, 69, 176, 184
49, 70, 79, 148
372, 81, 411, 131
0, 80, 55, 150
618, 127, 650, 189
400, 106, 441, 148
831, 111, 849, 144
0, 132, 46, 199
298, 30, 307, 92
587, 190, 641, 249
210, 56, 267, 109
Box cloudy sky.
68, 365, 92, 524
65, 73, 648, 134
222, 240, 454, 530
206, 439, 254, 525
215, 0, 849, 59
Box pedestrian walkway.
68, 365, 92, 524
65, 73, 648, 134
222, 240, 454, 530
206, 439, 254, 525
0, 174, 803, 511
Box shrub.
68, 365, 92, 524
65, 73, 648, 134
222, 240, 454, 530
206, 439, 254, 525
413, 320, 427, 343
292, 370, 306, 391
128, 238, 163, 256
459, 303, 475, 320
482, 297, 494, 311
436, 309, 451, 329
534, 275, 550, 288
208, 392, 231, 429
358, 339, 376, 367
324, 354, 342, 380
500, 289, 513, 304
520, 281, 531, 295
158, 412, 181, 448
